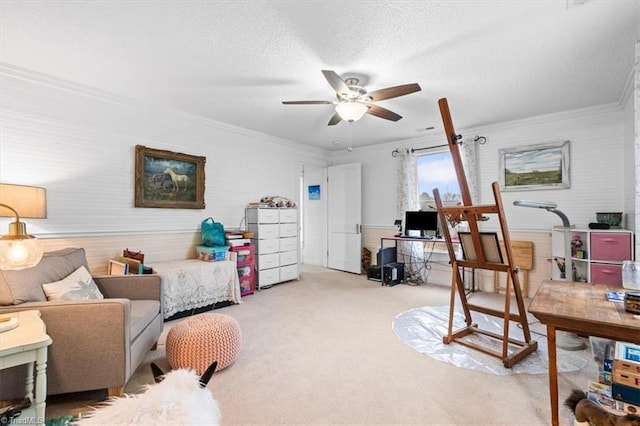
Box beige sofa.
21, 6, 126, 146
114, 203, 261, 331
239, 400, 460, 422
0, 248, 163, 399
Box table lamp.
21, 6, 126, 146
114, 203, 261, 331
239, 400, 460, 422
0, 184, 47, 270
513, 199, 586, 351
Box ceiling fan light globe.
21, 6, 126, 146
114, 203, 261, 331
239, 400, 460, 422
335, 102, 368, 122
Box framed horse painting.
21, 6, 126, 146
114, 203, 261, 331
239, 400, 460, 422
135, 145, 206, 209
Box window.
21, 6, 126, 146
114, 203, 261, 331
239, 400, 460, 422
416, 150, 461, 210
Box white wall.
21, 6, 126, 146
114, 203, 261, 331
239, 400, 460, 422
0, 64, 329, 247
333, 103, 629, 231
300, 164, 326, 266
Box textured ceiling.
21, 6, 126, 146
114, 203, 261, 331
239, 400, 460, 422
1, 1, 638, 151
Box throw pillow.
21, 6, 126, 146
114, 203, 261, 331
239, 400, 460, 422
42, 266, 104, 301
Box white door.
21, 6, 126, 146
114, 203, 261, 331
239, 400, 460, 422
327, 163, 362, 273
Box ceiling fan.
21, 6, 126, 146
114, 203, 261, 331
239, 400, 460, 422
282, 70, 421, 126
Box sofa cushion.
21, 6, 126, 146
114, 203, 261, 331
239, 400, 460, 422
130, 299, 161, 341
0, 247, 90, 305
42, 266, 104, 301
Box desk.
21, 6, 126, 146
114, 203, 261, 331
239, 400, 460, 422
528, 280, 640, 426
380, 236, 472, 288
0, 310, 52, 425
379, 236, 451, 264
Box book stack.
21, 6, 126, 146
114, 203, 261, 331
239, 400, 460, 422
586, 337, 639, 416
226, 229, 251, 247
612, 341, 640, 406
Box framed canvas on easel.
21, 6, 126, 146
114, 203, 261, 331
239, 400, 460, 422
458, 232, 503, 264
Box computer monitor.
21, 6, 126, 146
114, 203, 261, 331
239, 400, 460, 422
404, 210, 439, 237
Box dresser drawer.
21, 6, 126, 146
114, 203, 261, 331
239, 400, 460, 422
279, 237, 298, 252
247, 208, 279, 223
279, 250, 298, 266
239, 273, 254, 295
257, 253, 279, 270
252, 238, 279, 254
280, 264, 298, 282
248, 223, 279, 239
590, 233, 632, 262
591, 263, 623, 286
259, 268, 279, 287
231, 245, 254, 264
279, 223, 297, 238
279, 209, 297, 223
237, 265, 253, 278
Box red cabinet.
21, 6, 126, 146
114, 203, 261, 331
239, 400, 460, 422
230, 244, 255, 296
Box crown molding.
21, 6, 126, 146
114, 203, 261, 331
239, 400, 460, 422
0, 62, 330, 158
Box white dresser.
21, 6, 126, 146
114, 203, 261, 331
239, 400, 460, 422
246, 207, 299, 288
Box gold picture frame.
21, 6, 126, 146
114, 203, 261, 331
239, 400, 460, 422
134, 145, 206, 209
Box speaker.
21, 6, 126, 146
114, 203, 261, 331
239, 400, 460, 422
367, 266, 381, 281
382, 262, 405, 286
588, 222, 610, 230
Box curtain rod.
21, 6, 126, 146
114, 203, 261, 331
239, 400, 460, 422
391, 135, 486, 157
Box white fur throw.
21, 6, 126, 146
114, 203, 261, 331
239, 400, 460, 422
74, 367, 221, 425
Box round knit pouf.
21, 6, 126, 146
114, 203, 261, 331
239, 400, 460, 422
166, 313, 242, 374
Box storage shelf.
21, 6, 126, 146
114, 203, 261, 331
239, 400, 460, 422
551, 228, 634, 285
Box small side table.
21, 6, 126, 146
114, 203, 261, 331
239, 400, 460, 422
0, 310, 52, 426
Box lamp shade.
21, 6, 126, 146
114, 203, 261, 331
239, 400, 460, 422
335, 102, 368, 122
0, 184, 47, 218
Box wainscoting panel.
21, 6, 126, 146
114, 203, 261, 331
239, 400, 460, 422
40, 232, 202, 274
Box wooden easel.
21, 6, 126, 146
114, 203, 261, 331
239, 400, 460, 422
434, 98, 537, 368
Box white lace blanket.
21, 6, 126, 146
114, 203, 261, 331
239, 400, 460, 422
152, 259, 241, 319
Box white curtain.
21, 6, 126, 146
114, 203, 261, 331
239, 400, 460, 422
397, 149, 418, 219
460, 137, 479, 205
396, 149, 426, 282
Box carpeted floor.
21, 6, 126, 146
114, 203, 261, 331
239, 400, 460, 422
45, 265, 594, 425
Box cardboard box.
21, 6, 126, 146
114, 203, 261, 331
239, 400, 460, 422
612, 382, 640, 406
613, 371, 640, 389
614, 359, 640, 375
615, 341, 640, 363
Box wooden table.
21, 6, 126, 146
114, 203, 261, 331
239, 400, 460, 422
0, 310, 52, 425
528, 280, 640, 426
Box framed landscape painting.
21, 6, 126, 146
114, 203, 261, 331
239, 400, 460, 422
499, 141, 570, 191
134, 145, 206, 209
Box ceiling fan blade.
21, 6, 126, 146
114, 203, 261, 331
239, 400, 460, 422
282, 100, 333, 105
327, 112, 342, 126
321, 70, 350, 95
367, 83, 421, 101
367, 104, 402, 122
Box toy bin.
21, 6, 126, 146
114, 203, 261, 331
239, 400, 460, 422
239, 273, 255, 296
234, 246, 255, 263
196, 245, 230, 262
